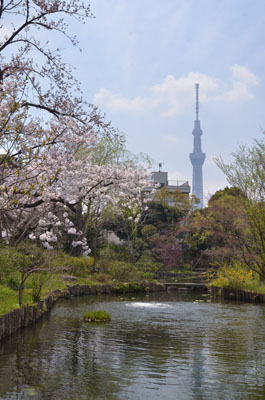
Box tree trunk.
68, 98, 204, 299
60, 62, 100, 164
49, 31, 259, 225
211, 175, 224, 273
18, 282, 24, 306
92, 233, 98, 274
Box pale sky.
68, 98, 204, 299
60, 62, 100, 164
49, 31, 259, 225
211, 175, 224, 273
7, 1, 265, 202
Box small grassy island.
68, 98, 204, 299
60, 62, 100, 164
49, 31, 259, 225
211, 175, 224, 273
83, 310, 111, 323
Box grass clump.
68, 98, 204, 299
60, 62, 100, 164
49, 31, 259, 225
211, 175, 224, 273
83, 310, 111, 323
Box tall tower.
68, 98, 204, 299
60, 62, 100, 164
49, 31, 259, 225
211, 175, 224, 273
189, 84, 206, 208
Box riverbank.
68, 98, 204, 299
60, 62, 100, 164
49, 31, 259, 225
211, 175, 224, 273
211, 286, 265, 303
0, 281, 164, 342
3, 282, 265, 342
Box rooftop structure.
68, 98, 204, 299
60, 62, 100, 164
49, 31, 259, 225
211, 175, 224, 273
144, 164, 190, 206
151, 169, 190, 195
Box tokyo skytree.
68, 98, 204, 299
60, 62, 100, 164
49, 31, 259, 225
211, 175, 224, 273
189, 84, 206, 208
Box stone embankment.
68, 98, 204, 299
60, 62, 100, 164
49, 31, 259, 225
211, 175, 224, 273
0, 282, 164, 342
211, 286, 265, 303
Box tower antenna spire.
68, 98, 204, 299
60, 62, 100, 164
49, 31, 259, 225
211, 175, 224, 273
195, 83, 199, 120
190, 83, 205, 208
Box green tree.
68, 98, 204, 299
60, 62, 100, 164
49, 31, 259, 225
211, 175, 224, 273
0, 242, 46, 305
184, 155, 265, 279
215, 137, 265, 202
146, 187, 196, 228
215, 136, 265, 279
136, 188, 197, 270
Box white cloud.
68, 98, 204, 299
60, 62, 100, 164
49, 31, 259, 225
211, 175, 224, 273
94, 65, 259, 117
221, 64, 259, 102
230, 64, 259, 86
94, 88, 147, 113
163, 135, 180, 144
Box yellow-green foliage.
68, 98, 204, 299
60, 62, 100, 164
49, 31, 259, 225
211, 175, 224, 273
49, 253, 92, 277
0, 242, 42, 275
0, 271, 113, 316
83, 310, 111, 322
0, 285, 32, 316
211, 262, 253, 289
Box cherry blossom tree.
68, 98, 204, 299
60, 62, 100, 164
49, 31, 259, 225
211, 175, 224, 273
0, 1, 154, 256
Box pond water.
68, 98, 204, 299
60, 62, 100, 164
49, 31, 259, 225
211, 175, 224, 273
0, 291, 265, 399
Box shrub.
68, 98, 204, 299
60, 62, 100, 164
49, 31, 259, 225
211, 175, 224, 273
0, 251, 13, 281
131, 237, 147, 259
211, 262, 253, 289
94, 273, 112, 283
108, 261, 139, 282
141, 272, 155, 280
141, 224, 157, 238
100, 244, 132, 262
50, 253, 89, 277
116, 281, 142, 293
6, 275, 20, 291
135, 251, 161, 279
31, 272, 49, 302
183, 263, 193, 271
83, 310, 111, 322
97, 247, 118, 272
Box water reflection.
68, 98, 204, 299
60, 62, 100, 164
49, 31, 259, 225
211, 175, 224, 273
0, 292, 265, 399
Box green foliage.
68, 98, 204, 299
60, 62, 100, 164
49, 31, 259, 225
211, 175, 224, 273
137, 190, 194, 271
154, 187, 192, 213
214, 136, 265, 279
0, 284, 32, 316
132, 237, 148, 255
83, 310, 111, 322
93, 273, 112, 283
98, 244, 138, 280
5, 275, 20, 290
151, 187, 194, 226
0, 251, 13, 278
113, 281, 142, 293
101, 244, 131, 262
209, 186, 244, 203
211, 262, 254, 289
107, 261, 139, 282
50, 253, 89, 277
0, 286, 20, 316
182, 263, 193, 271
215, 136, 265, 202
0, 242, 41, 275
0, 242, 46, 305
186, 186, 265, 278
135, 251, 161, 279
141, 272, 155, 279
240, 280, 265, 294
0, 242, 95, 307
141, 224, 157, 238
98, 243, 162, 281
31, 272, 49, 302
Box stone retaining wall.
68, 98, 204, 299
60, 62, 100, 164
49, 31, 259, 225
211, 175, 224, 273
210, 286, 265, 303
0, 282, 164, 342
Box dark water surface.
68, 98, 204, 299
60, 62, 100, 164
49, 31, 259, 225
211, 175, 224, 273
0, 291, 265, 399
